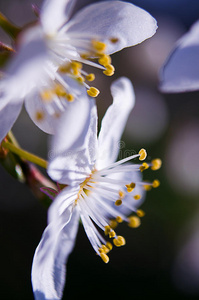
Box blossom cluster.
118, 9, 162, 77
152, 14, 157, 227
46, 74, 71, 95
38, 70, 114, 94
0, 0, 161, 299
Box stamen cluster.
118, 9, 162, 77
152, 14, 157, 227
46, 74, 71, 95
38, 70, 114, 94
73, 148, 161, 263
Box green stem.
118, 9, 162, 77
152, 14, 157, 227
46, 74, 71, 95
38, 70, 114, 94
7, 131, 20, 147
1, 140, 48, 169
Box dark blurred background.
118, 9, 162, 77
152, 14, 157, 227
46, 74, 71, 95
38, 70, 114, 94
1, 0, 199, 299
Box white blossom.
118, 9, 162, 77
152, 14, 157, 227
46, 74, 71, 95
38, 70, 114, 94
31, 77, 161, 300
160, 20, 199, 93
0, 0, 157, 141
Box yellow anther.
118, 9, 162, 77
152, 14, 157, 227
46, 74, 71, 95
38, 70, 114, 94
152, 179, 160, 188
143, 184, 152, 191
76, 76, 85, 84
100, 253, 109, 263
87, 87, 100, 97
109, 230, 116, 238
59, 63, 71, 73
103, 64, 115, 76
136, 209, 145, 218
104, 225, 111, 236
72, 68, 80, 76
151, 159, 162, 171
139, 148, 147, 161
128, 216, 141, 228
71, 61, 83, 70
70, 62, 83, 76
139, 166, 145, 172
126, 182, 136, 193
119, 190, 125, 199
110, 37, 119, 44
98, 247, 104, 254
35, 111, 44, 121
98, 245, 108, 254
40, 89, 53, 102
54, 84, 67, 97
117, 236, 126, 246
80, 53, 89, 59
134, 194, 141, 200
92, 40, 107, 53
86, 73, 95, 82
101, 244, 109, 254
130, 182, 136, 189
113, 239, 120, 247
106, 242, 113, 251
115, 199, 122, 206
109, 220, 118, 229
66, 94, 74, 102
140, 162, 149, 172
116, 216, 123, 223
98, 54, 112, 66
113, 236, 126, 247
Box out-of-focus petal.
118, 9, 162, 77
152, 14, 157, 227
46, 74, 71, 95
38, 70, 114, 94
32, 187, 79, 300
66, 1, 157, 54
41, 0, 76, 35
25, 92, 58, 135
96, 77, 135, 170
5, 26, 48, 100
160, 20, 199, 93
0, 95, 23, 143
25, 75, 87, 135
48, 96, 98, 185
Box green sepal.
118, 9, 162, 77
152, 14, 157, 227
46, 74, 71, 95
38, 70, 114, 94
0, 12, 21, 40
40, 187, 59, 201
0, 42, 14, 67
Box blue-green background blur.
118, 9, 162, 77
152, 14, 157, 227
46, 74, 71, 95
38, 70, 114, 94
1, 0, 199, 299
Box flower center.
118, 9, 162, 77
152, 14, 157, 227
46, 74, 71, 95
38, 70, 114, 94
40, 83, 74, 103
74, 149, 161, 263
35, 37, 119, 122
76, 171, 95, 203
57, 38, 118, 97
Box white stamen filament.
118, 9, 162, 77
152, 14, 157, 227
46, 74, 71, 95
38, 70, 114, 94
91, 192, 128, 222
80, 211, 102, 252
97, 165, 141, 176
86, 182, 119, 195
91, 174, 130, 185
100, 153, 140, 171
80, 191, 108, 230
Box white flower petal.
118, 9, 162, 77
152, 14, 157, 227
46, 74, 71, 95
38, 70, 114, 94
25, 75, 89, 135
66, 1, 157, 54
96, 77, 135, 170
0, 95, 23, 143
25, 92, 58, 135
160, 20, 199, 93
49, 89, 94, 153
41, 0, 76, 35
32, 187, 79, 300
5, 26, 48, 100
48, 96, 98, 185
48, 185, 80, 227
